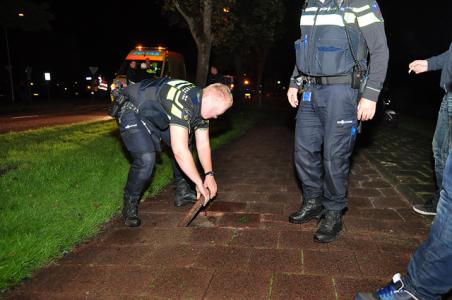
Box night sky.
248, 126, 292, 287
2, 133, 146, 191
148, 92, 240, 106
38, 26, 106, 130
1, 0, 451, 115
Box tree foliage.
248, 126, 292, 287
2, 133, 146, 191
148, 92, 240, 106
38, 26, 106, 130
161, 0, 235, 86
160, 0, 285, 95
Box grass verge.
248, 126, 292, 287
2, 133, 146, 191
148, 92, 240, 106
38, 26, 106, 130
0, 109, 259, 291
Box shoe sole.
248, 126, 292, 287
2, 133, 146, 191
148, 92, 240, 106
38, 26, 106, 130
412, 206, 437, 216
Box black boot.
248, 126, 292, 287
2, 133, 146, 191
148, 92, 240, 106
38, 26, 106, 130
314, 210, 342, 243
174, 178, 197, 207
122, 193, 141, 227
289, 197, 324, 224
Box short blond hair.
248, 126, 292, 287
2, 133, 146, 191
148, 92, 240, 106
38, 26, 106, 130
203, 83, 233, 106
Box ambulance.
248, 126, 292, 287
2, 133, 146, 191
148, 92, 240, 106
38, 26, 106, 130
111, 46, 186, 90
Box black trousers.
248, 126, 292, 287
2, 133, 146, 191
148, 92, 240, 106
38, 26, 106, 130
294, 84, 358, 210
118, 110, 191, 198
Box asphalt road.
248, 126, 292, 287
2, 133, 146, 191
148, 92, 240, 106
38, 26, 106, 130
0, 103, 112, 134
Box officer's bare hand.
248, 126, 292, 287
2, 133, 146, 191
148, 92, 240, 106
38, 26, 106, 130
204, 175, 217, 199
196, 184, 211, 206
357, 98, 376, 121
408, 60, 428, 74
287, 87, 299, 108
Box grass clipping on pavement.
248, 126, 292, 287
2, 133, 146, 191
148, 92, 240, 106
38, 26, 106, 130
0, 111, 257, 291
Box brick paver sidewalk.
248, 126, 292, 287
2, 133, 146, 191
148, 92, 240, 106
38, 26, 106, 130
6, 108, 436, 299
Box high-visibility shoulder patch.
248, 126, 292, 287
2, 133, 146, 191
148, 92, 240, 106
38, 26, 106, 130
173, 90, 183, 109
166, 87, 178, 101
357, 12, 382, 27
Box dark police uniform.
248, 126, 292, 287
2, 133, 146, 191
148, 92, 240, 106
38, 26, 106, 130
117, 78, 208, 200
289, 0, 388, 241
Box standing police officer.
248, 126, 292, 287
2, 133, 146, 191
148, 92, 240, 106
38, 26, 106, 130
287, 0, 389, 242
114, 78, 233, 227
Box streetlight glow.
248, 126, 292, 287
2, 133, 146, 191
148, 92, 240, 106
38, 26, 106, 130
18, 13, 24, 17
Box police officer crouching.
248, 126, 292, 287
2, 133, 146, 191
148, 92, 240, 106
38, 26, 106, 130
287, 0, 389, 242
110, 78, 233, 227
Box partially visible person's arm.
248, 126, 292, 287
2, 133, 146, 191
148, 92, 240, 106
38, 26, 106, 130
170, 125, 210, 202
354, 0, 389, 121
408, 60, 428, 74
195, 128, 217, 201
287, 66, 300, 108
408, 48, 450, 74
427, 50, 449, 71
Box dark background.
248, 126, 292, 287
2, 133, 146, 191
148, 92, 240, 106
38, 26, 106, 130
1, 0, 451, 118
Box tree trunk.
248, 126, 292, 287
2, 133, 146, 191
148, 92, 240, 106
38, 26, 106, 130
173, 0, 213, 87
195, 39, 212, 87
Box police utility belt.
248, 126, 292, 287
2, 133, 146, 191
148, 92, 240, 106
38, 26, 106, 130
296, 70, 366, 90
296, 74, 353, 86
108, 92, 139, 121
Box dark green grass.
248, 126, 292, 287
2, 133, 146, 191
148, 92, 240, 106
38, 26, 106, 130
0, 110, 258, 291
